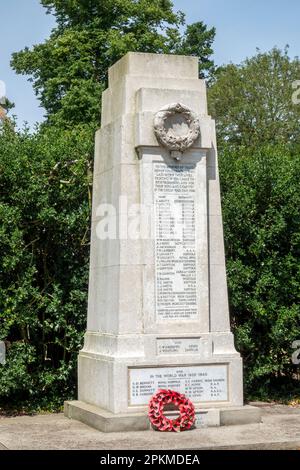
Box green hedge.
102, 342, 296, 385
0, 123, 93, 411
0, 123, 299, 411
220, 144, 300, 400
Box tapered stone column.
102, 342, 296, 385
65, 52, 261, 431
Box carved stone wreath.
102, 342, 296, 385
153, 103, 200, 158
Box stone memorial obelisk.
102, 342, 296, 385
65, 52, 261, 431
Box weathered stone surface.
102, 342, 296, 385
65, 401, 261, 433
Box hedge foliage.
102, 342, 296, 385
0, 123, 94, 410
1, 131, 299, 410
220, 145, 300, 399
0, 2, 299, 409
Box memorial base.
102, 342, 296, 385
64, 401, 262, 433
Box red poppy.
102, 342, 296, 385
148, 389, 195, 432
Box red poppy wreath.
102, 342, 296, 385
148, 389, 196, 432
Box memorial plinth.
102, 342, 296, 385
65, 52, 261, 431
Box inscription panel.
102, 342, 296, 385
129, 365, 228, 406
154, 163, 198, 321
157, 337, 201, 356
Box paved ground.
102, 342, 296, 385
0, 405, 300, 450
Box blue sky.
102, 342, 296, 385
0, 0, 299, 128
